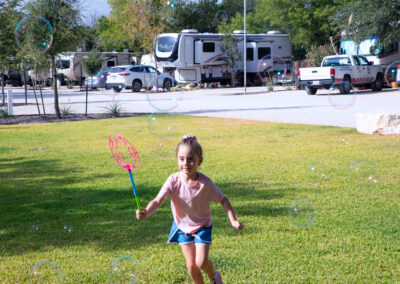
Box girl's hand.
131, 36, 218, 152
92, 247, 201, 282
136, 209, 147, 220
232, 220, 243, 230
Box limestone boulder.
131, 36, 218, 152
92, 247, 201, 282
357, 113, 400, 135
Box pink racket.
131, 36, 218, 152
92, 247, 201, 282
109, 134, 141, 211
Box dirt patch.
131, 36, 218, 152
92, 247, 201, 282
0, 113, 146, 125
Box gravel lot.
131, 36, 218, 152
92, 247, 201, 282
1, 85, 399, 127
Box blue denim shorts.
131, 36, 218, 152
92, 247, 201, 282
167, 221, 212, 245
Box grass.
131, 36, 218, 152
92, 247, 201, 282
0, 115, 399, 283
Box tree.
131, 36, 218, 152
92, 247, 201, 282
108, 0, 169, 56
219, 26, 241, 86
226, 0, 346, 59
81, 49, 103, 116
337, 1, 400, 47
0, 0, 23, 105
25, 0, 82, 119
96, 16, 139, 52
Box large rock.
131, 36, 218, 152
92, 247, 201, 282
357, 113, 400, 135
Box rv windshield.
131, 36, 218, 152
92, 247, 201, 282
340, 38, 382, 56
158, 36, 177, 53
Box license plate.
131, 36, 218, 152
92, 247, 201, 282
312, 81, 320, 85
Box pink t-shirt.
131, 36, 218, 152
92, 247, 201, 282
156, 172, 225, 234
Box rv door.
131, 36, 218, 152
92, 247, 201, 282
194, 40, 201, 64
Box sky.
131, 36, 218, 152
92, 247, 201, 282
79, 0, 112, 25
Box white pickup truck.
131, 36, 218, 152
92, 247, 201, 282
298, 55, 384, 95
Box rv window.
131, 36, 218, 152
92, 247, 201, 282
247, 48, 254, 61
203, 42, 215, 53
258, 47, 271, 60
56, 59, 70, 69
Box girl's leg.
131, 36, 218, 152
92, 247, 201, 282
195, 244, 216, 279
181, 243, 204, 284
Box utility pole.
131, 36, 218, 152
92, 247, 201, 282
243, 0, 247, 95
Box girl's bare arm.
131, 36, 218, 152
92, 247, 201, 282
136, 196, 165, 220
220, 197, 243, 230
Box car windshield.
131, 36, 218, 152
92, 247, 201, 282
322, 57, 351, 66
157, 36, 176, 53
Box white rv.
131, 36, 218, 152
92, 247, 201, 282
153, 29, 292, 85
54, 51, 137, 84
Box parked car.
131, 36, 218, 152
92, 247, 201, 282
84, 67, 113, 89
4, 70, 31, 87
106, 65, 176, 93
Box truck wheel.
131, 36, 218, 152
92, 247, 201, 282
132, 80, 142, 92
371, 73, 383, 92
163, 79, 172, 91
11, 79, 19, 87
339, 76, 351, 94
305, 86, 317, 95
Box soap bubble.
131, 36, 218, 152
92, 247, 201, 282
327, 81, 357, 110
215, 11, 229, 23
156, 137, 175, 158
308, 161, 328, 183
30, 261, 63, 283
63, 225, 72, 233
109, 256, 138, 283
15, 16, 53, 52
147, 113, 175, 138
336, 8, 356, 26
349, 159, 378, 188
289, 199, 316, 227
146, 75, 182, 112
384, 60, 400, 89
257, 54, 289, 86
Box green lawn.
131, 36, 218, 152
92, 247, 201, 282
0, 115, 399, 283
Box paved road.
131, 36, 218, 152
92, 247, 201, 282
3, 85, 400, 128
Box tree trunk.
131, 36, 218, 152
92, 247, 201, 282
23, 70, 28, 104
51, 55, 61, 118
1, 74, 4, 106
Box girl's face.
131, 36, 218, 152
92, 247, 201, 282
177, 145, 203, 178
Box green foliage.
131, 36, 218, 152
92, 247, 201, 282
0, 108, 10, 119
0, 0, 23, 72
82, 49, 103, 76
96, 16, 138, 52
104, 101, 123, 117
60, 104, 74, 116
305, 44, 334, 66
219, 31, 241, 86
0, 116, 399, 282
336, 1, 400, 47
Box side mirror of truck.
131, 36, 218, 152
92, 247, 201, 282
369, 61, 374, 65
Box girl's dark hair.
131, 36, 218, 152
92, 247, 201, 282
176, 134, 203, 158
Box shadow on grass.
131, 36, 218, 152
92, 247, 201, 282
0, 155, 298, 256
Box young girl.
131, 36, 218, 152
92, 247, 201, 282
136, 134, 243, 284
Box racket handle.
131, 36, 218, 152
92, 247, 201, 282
128, 170, 141, 211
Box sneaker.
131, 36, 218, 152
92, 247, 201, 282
210, 271, 223, 284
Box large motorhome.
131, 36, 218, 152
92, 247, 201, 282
54, 51, 137, 84
332, 33, 400, 70
152, 29, 292, 85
